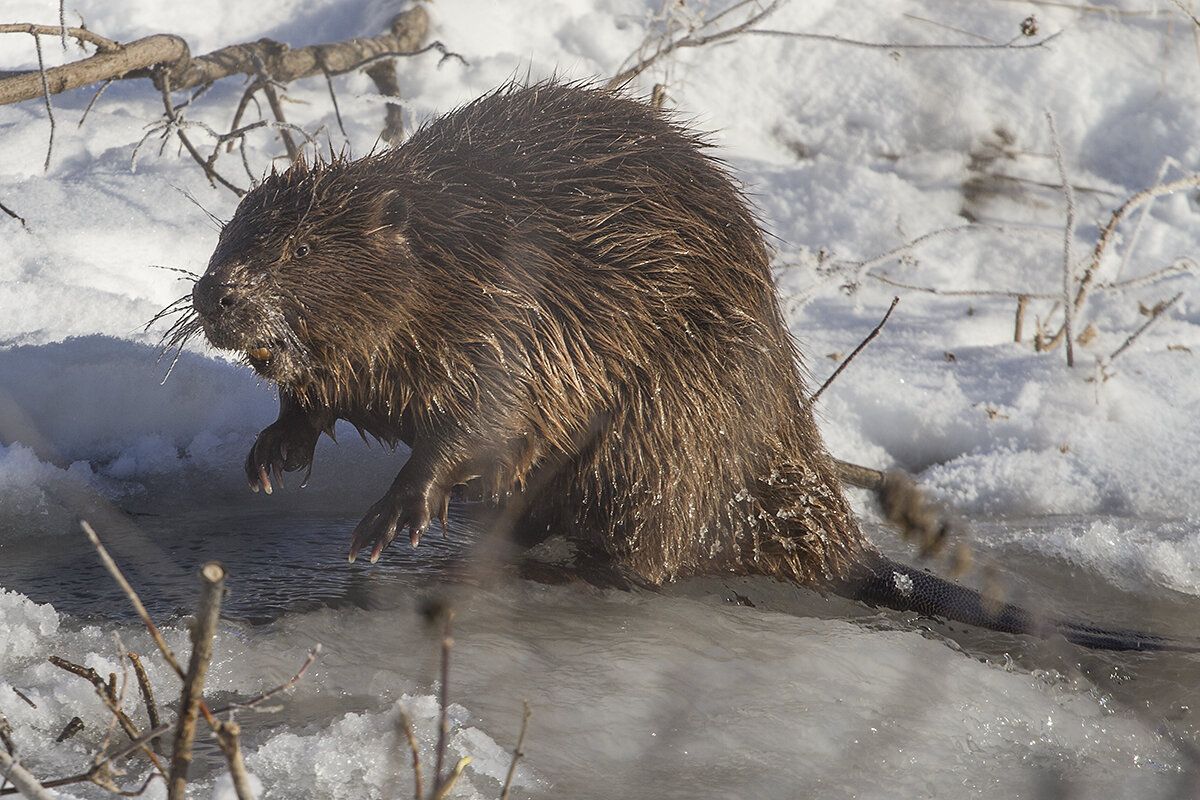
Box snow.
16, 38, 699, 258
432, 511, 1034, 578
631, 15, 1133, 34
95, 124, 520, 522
3, 0, 1200, 798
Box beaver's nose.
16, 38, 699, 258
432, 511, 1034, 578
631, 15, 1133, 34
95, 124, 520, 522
193, 273, 243, 318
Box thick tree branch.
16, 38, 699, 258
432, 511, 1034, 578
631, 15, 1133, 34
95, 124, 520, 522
0, 7, 428, 105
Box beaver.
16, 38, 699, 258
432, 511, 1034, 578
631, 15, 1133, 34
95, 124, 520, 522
171, 80, 1184, 651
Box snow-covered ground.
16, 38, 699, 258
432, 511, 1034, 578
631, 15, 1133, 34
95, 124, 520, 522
3, 1, 1200, 798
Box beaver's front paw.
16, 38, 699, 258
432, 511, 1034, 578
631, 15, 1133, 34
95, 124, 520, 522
347, 479, 451, 564
245, 419, 320, 494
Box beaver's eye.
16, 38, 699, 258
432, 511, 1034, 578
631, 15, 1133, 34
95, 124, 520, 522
294, 243, 311, 258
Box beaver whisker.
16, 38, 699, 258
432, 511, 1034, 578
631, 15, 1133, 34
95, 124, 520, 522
146, 263, 202, 281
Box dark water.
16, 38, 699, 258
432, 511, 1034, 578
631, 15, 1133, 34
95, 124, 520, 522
0, 505, 480, 624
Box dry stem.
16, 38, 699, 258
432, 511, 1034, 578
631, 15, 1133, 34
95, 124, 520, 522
166, 561, 225, 800
81, 521, 184, 678
1046, 110, 1076, 367
810, 296, 899, 404
214, 720, 256, 800
396, 704, 424, 800
499, 702, 531, 800
0, 750, 57, 800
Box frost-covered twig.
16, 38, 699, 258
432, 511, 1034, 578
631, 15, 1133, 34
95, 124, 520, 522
1074, 171, 1200, 315
609, 0, 785, 87
869, 273, 1057, 299
744, 27, 1061, 50
1046, 109, 1077, 367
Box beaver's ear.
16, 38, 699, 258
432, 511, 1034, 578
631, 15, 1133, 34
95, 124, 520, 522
375, 189, 410, 232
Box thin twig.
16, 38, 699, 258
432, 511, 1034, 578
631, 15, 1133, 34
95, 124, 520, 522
868, 272, 1058, 299
220, 644, 321, 711
499, 701, 531, 800
10, 689, 34, 709
609, 0, 785, 87
248, 54, 299, 163
81, 521, 184, 678
1073, 172, 1200, 315
25, 644, 322, 793
1046, 109, 1076, 367
431, 758, 472, 799
811, 296, 900, 404
153, 70, 245, 195
128, 653, 163, 755
31, 33, 54, 171
167, 561, 226, 800
396, 703, 424, 800
0, 23, 119, 51
852, 224, 976, 286
1014, 294, 1029, 342
434, 610, 455, 790
214, 721, 256, 800
744, 28, 1062, 50
46, 657, 154, 756
1108, 292, 1184, 363
0, 199, 26, 228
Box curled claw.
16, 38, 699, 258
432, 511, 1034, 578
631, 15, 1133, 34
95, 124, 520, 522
244, 417, 319, 495
347, 479, 451, 564
257, 464, 273, 495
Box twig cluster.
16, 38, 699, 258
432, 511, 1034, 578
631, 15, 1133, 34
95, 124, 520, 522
0, 521, 318, 799
0, 7, 440, 191
1, 520, 533, 800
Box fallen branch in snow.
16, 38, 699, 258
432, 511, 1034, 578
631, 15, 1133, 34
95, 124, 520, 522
0, 7, 433, 182
0, 199, 26, 228
0, 9, 428, 104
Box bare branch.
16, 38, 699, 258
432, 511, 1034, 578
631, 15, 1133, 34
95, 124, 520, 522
869, 272, 1058, 300
1046, 110, 1077, 367
1074, 172, 1200, 315
1108, 292, 1184, 363
395, 703, 424, 800
0, 750, 57, 800
214, 721, 256, 800
0, 23, 119, 51
810, 296, 900, 404
0, 33, 187, 105
743, 27, 1062, 50
0, 7, 428, 105
499, 702, 531, 800
81, 521, 185, 679
167, 561, 226, 800
609, 0, 785, 87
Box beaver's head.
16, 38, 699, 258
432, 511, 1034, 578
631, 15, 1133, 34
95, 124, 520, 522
181, 157, 412, 388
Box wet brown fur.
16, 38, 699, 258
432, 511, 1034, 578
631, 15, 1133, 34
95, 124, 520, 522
177, 81, 868, 587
